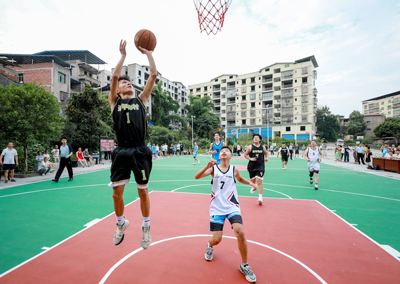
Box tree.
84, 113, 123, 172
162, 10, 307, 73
151, 82, 187, 129
64, 85, 112, 150
346, 110, 367, 137
0, 83, 63, 173
184, 95, 220, 138
373, 117, 400, 138
315, 105, 340, 141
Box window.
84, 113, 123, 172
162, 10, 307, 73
381, 101, 384, 105
18, 73, 24, 83
58, 72, 66, 83
250, 119, 255, 125
138, 79, 142, 84
250, 77, 255, 83
196, 88, 200, 92
242, 119, 246, 125
388, 100, 392, 103
146, 67, 148, 71
215, 79, 218, 82
302, 67, 307, 74
242, 79, 246, 84
138, 70, 141, 76
229, 75, 233, 79
164, 83, 166, 87
265, 68, 269, 72
388, 111, 391, 115
262, 92, 273, 100
286, 127, 291, 131
250, 94, 256, 100
250, 86, 255, 91
284, 64, 289, 68
295, 79, 297, 83
302, 77, 307, 83
107, 76, 111, 80
300, 126, 305, 131
251, 102, 255, 108
241, 111, 246, 117
364, 105, 367, 109
367, 128, 371, 131
125, 71, 128, 75
242, 95, 246, 100
241, 87, 246, 93
204, 87, 207, 91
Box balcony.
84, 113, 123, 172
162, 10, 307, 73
282, 102, 293, 107
282, 84, 293, 89
227, 85, 235, 90
393, 103, 400, 109
262, 87, 273, 92
274, 77, 281, 83
282, 113, 292, 117
213, 95, 220, 99
301, 97, 308, 103
227, 113, 236, 120
262, 118, 273, 124
302, 116, 308, 122
227, 122, 235, 126
250, 110, 256, 117
214, 102, 221, 106
262, 78, 273, 83
301, 107, 308, 113
274, 86, 281, 91
274, 104, 281, 108
213, 88, 221, 92
281, 117, 293, 123
227, 98, 235, 104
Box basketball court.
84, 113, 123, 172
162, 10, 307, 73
1, 155, 399, 283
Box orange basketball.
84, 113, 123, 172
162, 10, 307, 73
134, 29, 157, 52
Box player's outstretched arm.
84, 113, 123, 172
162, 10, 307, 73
263, 146, 269, 162
234, 167, 256, 188
195, 160, 215, 179
109, 40, 127, 112
138, 47, 157, 106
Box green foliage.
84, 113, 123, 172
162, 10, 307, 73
197, 138, 211, 150
151, 82, 187, 129
346, 110, 367, 136
148, 126, 175, 146
184, 95, 220, 138
64, 86, 111, 151
316, 105, 340, 141
373, 117, 400, 138
0, 82, 63, 173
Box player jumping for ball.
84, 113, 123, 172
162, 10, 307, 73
195, 146, 257, 283
108, 40, 156, 248
244, 134, 269, 205
209, 131, 225, 165
304, 140, 322, 190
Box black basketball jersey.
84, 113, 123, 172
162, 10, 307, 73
247, 144, 265, 172
280, 146, 289, 157
112, 96, 147, 147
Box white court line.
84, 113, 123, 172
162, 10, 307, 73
316, 201, 400, 262
0, 196, 145, 279
41, 247, 50, 250
84, 218, 101, 227
171, 184, 209, 192
380, 245, 400, 261
263, 182, 400, 202
236, 184, 292, 199
98, 234, 327, 284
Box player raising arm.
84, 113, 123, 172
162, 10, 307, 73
195, 146, 257, 283
107, 39, 157, 248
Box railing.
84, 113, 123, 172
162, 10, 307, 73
282, 103, 293, 107
282, 75, 293, 80
262, 87, 273, 92
282, 84, 293, 89
227, 85, 235, 90
393, 103, 400, 109
281, 93, 293, 98
282, 113, 292, 117
262, 78, 273, 83
213, 88, 220, 92
301, 97, 308, 103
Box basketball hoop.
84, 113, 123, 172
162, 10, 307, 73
193, 0, 232, 35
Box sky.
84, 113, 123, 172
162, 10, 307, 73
1, 0, 399, 117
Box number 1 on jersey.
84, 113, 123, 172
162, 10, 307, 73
126, 112, 131, 124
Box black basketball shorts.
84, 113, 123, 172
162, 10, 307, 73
249, 170, 265, 180
110, 146, 152, 186
281, 156, 288, 162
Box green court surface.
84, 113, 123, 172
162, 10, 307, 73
0, 155, 399, 274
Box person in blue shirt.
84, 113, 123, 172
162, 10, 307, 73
173, 144, 177, 155
152, 144, 156, 159
380, 143, 389, 157
209, 132, 225, 165
52, 137, 74, 182
356, 144, 365, 165
193, 142, 200, 165
147, 142, 151, 150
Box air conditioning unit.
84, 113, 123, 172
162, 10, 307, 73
277, 99, 281, 102
277, 108, 281, 111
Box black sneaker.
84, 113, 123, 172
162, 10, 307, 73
5, 180, 8, 183
309, 178, 313, 184
68, 178, 73, 181
10, 179, 16, 182
52, 179, 59, 183
315, 184, 318, 190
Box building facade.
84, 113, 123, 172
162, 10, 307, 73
114, 63, 188, 128
364, 113, 386, 138
362, 90, 400, 119
188, 56, 318, 141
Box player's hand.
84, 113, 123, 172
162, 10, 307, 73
250, 158, 257, 162
264, 158, 269, 162
120, 40, 127, 56
249, 182, 256, 189
206, 160, 216, 169
138, 46, 153, 56
16, 162, 19, 166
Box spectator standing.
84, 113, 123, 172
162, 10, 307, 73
176, 143, 180, 155
52, 137, 74, 182
334, 146, 340, 162
341, 146, 345, 161
380, 143, 389, 157
365, 146, 373, 168
51, 145, 60, 165
38, 156, 51, 175
344, 145, 350, 162
295, 144, 299, 157
43, 150, 51, 160
356, 144, 365, 165
180, 143, 184, 156
289, 143, 294, 160
0, 142, 19, 183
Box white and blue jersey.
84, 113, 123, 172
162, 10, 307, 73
212, 141, 223, 165
194, 145, 198, 158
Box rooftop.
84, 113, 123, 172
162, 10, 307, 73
0, 53, 74, 68
362, 90, 400, 103
34, 50, 106, 65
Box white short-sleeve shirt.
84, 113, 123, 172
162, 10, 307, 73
1, 148, 18, 164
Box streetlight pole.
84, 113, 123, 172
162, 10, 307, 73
191, 116, 195, 149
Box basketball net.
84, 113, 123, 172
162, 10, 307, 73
193, 0, 232, 35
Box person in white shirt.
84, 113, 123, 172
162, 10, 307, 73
305, 140, 322, 190
38, 156, 51, 176
51, 145, 60, 165
393, 150, 400, 159
0, 142, 19, 183
195, 146, 257, 283
43, 149, 51, 160
384, 150, 394, 159
155, 144, 159, 158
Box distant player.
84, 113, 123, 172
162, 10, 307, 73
195, 146, 257, 283
305, 140, 322, 190
278, 143, 289, 169
209, 131, 225, 165
244, 134, 269, 205
193, 142, 199, 165
107, 40, 156, 248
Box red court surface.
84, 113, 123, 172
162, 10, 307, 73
1, 191, 399, 284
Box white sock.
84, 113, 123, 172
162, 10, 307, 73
142, 216, 150, 228
116, 215, 125, 226
259, 194, 262, 199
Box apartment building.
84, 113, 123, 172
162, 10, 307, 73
114, 63, 188, 128
0, 50, 106, 112
188, 56, 318, 141
362, 90, 400, 119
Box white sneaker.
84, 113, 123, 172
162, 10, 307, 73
198, 160, 200, 164
113, 220, 130, 245
42, 174, 45, 176
239, 263, 257, 283
315, 184, 318, 190
141, 226, 151, 249
250, 187, 257, 194
258, 197, 263, 205
193, 162, 196, 165
205, 242, 214, 261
